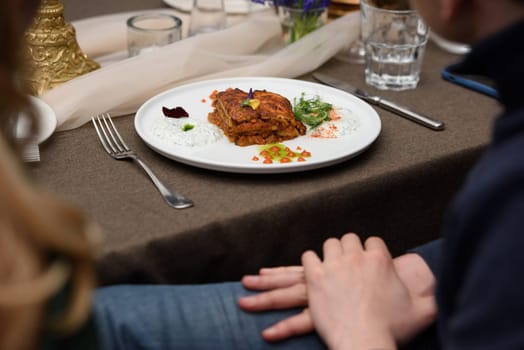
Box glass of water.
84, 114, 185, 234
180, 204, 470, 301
127, 13, 182, 57
188, 0, 226, 36
361, 0, 429, 90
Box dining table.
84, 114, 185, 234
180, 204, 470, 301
31, 0, 502, 286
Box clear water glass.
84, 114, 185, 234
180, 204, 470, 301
127, 13, 182, 57
361, 0, 429, 90
188, 0, 226, 36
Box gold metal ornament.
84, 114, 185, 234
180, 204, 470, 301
24, 0, 100, 95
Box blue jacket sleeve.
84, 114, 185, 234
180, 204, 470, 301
409, 238, 443, 279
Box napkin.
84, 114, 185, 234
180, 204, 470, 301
41, 9, 359, 131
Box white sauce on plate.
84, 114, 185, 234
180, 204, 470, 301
151, 116, 224, 147
307, 108, 360, 139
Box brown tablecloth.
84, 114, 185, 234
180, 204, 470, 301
33, 0, 500, 285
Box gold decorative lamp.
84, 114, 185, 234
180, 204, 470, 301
25, 0, 100, 95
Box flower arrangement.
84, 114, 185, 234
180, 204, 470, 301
253, 0, 331, 43
260, 0, 331, 11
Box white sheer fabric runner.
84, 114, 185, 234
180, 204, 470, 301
41, 9, 359, 131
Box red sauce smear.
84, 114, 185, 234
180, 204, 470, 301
162, 106, 189, 118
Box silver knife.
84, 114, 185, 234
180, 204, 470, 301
313, 72, 445, 131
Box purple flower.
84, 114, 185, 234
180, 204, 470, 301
303, 0, 315, 11
263, 0, 330, 10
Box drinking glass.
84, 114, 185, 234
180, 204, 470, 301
188, 0, 226, 36
347, 32, 365, 63
361, 0, 429, 90
127, 13, 182, 57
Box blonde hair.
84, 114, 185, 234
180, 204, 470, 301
0, 1, 100, 349
0, 129, 100, 350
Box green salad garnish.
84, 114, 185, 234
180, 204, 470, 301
293, 93, 332, 128
182, 123, 194, 131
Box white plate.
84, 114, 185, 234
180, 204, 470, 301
163, 0, 267, 13
16, 96, 57, 144
135, 77, 381, 174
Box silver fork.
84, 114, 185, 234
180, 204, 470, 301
92, 113, 193, 209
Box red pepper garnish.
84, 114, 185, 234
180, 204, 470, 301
162, 106, 189, 118
300, 150, 311, 157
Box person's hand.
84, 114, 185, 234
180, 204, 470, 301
238, 266, 312, 341
302, 233, 436, 350
238, 236, 436, 344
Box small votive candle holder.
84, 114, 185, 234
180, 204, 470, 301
127, 13, 182, 57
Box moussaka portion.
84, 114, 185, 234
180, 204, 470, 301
208, 88, 306, 146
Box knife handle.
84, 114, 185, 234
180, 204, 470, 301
376, 98, 445, 130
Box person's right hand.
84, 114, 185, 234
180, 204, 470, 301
238, 240, 437, 344
302, 234, 436, 349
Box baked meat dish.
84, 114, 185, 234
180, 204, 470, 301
208, 88, 307, 146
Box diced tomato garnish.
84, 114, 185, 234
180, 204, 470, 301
280, 157, 291, 163
263, 158, 273, 164
301, 150, 311, 157
252, 156, 259, 161
260, 150, 271, 157
297, 157, 306, 162
270, 146, 280, 153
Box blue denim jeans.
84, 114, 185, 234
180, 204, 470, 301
93, 282, 326, 350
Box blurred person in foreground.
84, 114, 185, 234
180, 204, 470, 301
0, 0, 99, 349
3, 1, 524, 350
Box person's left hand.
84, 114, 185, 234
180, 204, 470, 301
302, 233, 435, 350
238, 266, 313, 341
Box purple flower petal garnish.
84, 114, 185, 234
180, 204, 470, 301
162, 106, 189, 118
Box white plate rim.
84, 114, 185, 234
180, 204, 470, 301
134, 77, 381, 174
163, 0, 267, 13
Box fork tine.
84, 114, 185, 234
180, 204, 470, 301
103, 113, 131, 152
95, 114, 119, 153
91, 115, 113, 154
98, 113, 125, 153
